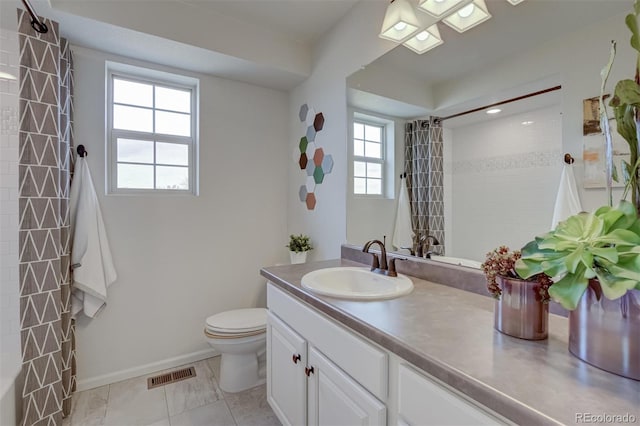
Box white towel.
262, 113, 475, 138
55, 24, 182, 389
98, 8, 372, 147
392, 177, 414, 251
69, 156, 117, 318
551, 163, 582, 229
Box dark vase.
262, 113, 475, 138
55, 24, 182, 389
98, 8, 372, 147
494, 276, 548, 340
569, 280, 640, 380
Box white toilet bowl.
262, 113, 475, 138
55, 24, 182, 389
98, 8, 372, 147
204, 308, 267, 393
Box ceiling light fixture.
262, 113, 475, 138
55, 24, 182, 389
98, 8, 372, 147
442, 0, 491, 33
379, 0, 422, 42
380, 0, 519, 55
486, 108, 502, 114
403, 24, 444, 54
418, 0, 468, 18
521, 121, 534, 125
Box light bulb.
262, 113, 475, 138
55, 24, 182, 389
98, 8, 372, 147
457, 3, 475, 18
394, 21, 408, 31
416, 31, 430, 41
486, 108, 501, 114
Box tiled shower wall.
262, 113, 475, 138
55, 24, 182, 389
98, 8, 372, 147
0, 26, 21, 395
446, 104, 563, 262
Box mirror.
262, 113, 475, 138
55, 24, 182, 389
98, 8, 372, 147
345, 0, 632, 263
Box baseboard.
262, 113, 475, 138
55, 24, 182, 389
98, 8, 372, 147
76, 348, 218, 392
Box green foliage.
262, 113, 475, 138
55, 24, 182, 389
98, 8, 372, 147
609, 0, 640, 212
286, 234, 313, 253
515, 201, 640, 310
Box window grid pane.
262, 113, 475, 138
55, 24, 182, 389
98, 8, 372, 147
367, 178, 382, 195
353, 119, 385, 196
111, 73, 195, 193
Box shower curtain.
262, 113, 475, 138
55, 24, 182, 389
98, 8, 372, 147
17, 10, 76, 424
404, 118, 445, 256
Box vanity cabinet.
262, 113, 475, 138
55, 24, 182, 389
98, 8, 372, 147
266, 282, 505, 426
267, 284, 387, 426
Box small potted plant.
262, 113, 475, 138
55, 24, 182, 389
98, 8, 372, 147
287, 234, 313, 264
481, 246, 552, 340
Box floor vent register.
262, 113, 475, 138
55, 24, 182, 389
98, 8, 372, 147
147, 366, 196, 389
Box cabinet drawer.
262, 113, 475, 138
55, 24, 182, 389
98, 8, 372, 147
398, 364, 502, 426
268, 284, 388, 401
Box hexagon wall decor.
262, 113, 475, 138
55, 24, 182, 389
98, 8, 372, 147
294, 104, 333, 210
298, 153, 308, 170
305, 192, 317, 210
306, 125, 316, 142
313, 113, 324, 131
299, 104, 308, 122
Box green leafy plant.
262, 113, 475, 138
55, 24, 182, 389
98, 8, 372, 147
609, 0, 640, 214
481, 246, 551, 303
286, 234, 313, 253
515, 201, 640, 310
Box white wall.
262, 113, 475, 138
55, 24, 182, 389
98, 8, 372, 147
287, 1, 396, 261
72, 46, 289, 389
445, 105, 563, 262
0, 15, 21, 425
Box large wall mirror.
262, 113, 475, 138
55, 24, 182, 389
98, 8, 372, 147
345, 0, 632, 263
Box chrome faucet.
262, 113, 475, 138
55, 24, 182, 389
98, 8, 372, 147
362, 239, 403, 277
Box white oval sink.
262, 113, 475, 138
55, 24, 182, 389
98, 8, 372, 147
301, 267, 413, 300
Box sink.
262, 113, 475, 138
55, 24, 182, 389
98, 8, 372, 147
301, 267, 413, 300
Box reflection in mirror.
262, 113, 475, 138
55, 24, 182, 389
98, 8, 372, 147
345, 0, 632, 264
347, 88, 563, 263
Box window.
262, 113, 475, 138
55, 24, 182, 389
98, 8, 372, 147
107, 65, 198, 194
353, 120, 384, 195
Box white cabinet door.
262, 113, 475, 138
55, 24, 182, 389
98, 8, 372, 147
267, 312, 307, 426
308, 346, 386, 426
398, 364, 502, 425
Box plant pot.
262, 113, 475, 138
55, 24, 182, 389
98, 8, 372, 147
568, 280, 640, 380
494, 276, 548, 340
289, 251, 308, 264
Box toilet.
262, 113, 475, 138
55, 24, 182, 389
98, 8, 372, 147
204, 308, 267, 393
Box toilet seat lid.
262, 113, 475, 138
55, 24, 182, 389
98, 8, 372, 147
205, 308, 267, 333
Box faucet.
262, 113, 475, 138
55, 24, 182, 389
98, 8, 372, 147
416, 234, 440, 258
424, 235, 440, 258
362, 239, 404, 277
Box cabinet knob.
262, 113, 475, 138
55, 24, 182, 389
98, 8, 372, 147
305, 366, 315, 376
292, 354, 301, 364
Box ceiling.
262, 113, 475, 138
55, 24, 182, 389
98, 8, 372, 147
12, 0, 635, 93
15, 0, 363, 90
176, 0, 360, 45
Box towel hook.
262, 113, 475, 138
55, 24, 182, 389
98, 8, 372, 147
77, 145, 87, 158
564, 153, 574, 164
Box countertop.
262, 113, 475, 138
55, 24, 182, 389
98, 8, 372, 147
260, 259, 639, 426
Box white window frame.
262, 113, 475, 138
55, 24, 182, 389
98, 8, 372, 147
106, 62, 199, 196
352, 118, 387, 197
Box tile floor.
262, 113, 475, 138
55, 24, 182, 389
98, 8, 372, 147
63, 356, 280, 426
